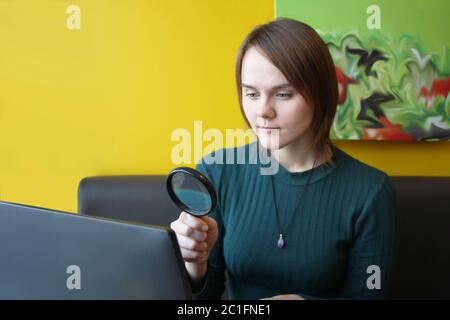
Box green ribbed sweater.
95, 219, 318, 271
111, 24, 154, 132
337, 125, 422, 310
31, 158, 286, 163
193, 142, 397, 300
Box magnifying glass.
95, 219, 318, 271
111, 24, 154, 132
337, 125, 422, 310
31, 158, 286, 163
166, 167, 217, 217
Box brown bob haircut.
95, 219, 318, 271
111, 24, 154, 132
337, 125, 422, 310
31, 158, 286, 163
235, 18, 338, 165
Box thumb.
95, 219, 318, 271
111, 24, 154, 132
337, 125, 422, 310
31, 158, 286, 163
199, 215, 217, 231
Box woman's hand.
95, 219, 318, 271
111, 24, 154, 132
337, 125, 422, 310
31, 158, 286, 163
170, 211, 218, 265
260, 294, 304, 300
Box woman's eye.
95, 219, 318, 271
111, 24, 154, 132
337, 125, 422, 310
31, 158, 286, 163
245, 93, 258, 99
276, 92, 292, 98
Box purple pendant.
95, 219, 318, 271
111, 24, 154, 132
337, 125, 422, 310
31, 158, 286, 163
277, 235, 285, 249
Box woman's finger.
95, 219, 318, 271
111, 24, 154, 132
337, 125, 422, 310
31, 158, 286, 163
176, 234, 208, 251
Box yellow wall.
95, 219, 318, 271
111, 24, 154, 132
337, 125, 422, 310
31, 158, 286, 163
0, 0, 448, 213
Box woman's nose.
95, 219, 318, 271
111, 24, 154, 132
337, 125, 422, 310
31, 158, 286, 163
256, 100, 276, 119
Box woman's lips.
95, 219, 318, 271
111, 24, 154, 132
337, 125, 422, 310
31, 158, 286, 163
258, 126, 280, 134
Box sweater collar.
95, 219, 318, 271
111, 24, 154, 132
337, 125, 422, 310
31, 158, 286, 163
255, 142, 346, 186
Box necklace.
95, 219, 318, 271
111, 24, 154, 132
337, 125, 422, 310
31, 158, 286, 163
270, 157, 317, 249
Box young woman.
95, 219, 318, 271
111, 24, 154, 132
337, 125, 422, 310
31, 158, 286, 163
170, 18, 397, 300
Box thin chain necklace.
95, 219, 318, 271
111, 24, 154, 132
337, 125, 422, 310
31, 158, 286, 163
270, 157, 317, 249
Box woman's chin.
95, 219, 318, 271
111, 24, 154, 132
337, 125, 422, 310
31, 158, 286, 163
257, 135, 283, 151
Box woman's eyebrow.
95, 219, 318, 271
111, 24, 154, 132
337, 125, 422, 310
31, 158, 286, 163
241, 83, 292, 90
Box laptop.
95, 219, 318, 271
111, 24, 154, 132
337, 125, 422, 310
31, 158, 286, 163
0, 200, 193, 300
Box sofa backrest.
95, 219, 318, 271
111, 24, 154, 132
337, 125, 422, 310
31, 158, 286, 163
389, 177, 450, 300
78, 175, 180, 227
78, 175, 450, 299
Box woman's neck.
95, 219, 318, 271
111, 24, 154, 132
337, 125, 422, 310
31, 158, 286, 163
269, 133, 330, 173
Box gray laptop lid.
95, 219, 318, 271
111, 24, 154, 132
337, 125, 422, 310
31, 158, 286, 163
0, 201, 192, 300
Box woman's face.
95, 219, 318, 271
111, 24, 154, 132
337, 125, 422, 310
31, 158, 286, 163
241, 46, 314, 151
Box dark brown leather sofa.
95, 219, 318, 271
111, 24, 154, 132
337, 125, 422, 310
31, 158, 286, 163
78, 175, 450, 299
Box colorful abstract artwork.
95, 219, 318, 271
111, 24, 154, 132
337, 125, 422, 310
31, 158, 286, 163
276, 0, 450, 141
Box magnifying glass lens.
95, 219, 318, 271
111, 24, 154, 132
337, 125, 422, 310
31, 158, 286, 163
172, 172, 212, 213
166, 167, 217, 216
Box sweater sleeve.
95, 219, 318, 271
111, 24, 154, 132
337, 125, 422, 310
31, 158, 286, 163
339, 174, 398, 299
298, 174, 398, 300
191, 153, 227, 300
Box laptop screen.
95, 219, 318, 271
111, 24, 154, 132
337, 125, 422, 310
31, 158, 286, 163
0, 201, 192, 299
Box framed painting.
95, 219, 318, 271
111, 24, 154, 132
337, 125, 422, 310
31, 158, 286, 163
276, 0, 450, 141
